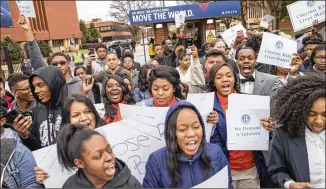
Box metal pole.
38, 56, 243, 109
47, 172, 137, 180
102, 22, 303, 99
142, 31, 147, 63
4, 46, 14, 74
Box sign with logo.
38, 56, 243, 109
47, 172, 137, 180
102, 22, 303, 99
129, 1, 241, 25
0, 0, 13, 27
221, 23, 247, 47
257, 32, 297, 69
16, 0, 36, 18
287, 0, 325, 32
260, 14, 274, 28
206, 30, 216, 43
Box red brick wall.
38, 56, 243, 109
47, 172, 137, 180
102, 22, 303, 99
154, 24, 166, 45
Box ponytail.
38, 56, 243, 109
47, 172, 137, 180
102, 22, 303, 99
57, 124, 101, 171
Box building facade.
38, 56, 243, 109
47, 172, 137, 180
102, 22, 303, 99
0, 0, 82, 52
86, 19, 132, 43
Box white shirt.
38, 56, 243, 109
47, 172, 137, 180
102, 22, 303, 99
284, 128, 325, 188
239, 71, 255, 94
176, 66, 191, 84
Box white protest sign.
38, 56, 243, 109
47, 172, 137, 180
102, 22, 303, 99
33, 118, 166, 188
187, 92, 215, 142
296, 33, 308, 50
193, 166, 229, 188
260, 14, 274, 28
257, 32, 297, 69
287, 1, 325, 32
226, 109, 269, 151
94, 103, 105, 118
221, 23, 247, 47
16, 0, 36, 18
227, 94, 270, 151
175, 11, 186, 28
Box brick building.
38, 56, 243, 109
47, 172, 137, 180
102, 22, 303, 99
0, 0, 81, 52
85, 19, 132, 42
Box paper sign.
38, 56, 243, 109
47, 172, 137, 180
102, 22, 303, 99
175, 11, 186, 28
1, 0, 13, 27
193, 166, 229, 188
287, 1, 325, 32
221, 23, 247, 47
16, 0, 36, 18
260, 14, 274, 28
296, 33, 308, 50
206, 30, 216, 43
94, 103, 105, 118
257, 32, 297, 69
33, 118, 166, 188
187, 92, 215, 141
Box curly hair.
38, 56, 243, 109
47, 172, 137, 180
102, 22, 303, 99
245, 34, 262, 54
302, 35, 323, 46
273, 74, 326, 137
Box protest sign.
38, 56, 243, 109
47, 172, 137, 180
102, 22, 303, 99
193, 166, 229, 188
33, 118, 166, 188
227, 94, 270, 151
206, 30, 216, 43
94, 103, 105, 118
257, 32, 297, 69
296, 33, 308, 51
260, 14, 274, 28
16, 0, 36, 18
175, 11, 186, 28
187, 92, 215, 141
0, 0, 13, 27
287, 1, 325, 32
221, 23, 247, 47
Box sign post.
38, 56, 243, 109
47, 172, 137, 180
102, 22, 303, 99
142, 31, 147, 64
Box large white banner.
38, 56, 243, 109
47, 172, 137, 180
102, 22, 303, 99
287, 1, 325, 32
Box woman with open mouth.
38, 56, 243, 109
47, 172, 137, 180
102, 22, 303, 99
208, 63, 274, 188
269, 74, 325, 188
143, 101, 232, 188
102, 74, 136, 124
34, 94, 107, 184
56, 124, 142, 188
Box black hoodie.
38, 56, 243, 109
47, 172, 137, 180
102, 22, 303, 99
23, 66, 67, 151
62, 158, 142, 188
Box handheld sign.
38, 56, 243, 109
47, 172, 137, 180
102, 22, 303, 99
175, 11, 186, 28
287, 1, 325, 32
296, 33, 308, 51
221, 23, 247, 47
257, 32, 297, 69
260, 14, 274, 28
193, 166, 229, 188
16, 0, 36, 18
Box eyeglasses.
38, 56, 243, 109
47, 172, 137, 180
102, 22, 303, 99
315, 56, 326, 61
15, 87, 31, 92
51, 61, 67, 66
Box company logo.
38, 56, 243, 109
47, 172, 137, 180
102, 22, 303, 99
198, 2, 209, 12
276, 41, 283, 49
307, 1, 315, 7
241, 114, 251, 124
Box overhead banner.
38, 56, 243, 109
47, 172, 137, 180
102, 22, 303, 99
129, 1, 241, 25
0, 0, 13, 27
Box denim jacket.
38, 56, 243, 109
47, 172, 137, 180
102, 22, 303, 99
0, 129, 42, 188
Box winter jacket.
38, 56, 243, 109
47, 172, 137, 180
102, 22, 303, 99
0, 129, 42, 188
210, 94, 268, 181
86, 59, 107, 75
143, 101, 232, 188
62, 158, 142, 188
23, 66, 67, 151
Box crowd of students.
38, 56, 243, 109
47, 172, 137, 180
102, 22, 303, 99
0, 13, 325, 188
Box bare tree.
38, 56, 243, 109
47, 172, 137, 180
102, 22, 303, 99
109, 1, 154, 40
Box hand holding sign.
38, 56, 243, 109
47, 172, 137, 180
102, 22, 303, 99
289, 53, 303, 76
17, 14, 31, 32
16, 0, 36, 18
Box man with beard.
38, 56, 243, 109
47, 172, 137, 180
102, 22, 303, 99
7, 73, 36, 123
162, 39, 173, 56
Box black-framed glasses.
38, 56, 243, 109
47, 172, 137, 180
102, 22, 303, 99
51, 61, 67, 66
315, 56, 326, 61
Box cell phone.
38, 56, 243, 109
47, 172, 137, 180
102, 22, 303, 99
6, 109, 23, 123
87, 75, 94, 85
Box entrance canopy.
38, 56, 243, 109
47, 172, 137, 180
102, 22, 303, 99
129, 1, 241, 25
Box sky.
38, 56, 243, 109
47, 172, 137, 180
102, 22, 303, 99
76, 1, 178, 21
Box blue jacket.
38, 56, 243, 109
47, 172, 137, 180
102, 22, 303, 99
210, 94, 267, 179
143, 101, 232, 188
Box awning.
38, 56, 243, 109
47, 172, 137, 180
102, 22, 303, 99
129, 1, 241, 25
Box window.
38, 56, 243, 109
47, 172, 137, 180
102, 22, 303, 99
52, 40, 64, 47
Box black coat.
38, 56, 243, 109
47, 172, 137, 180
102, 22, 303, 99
62, 158, 142, 188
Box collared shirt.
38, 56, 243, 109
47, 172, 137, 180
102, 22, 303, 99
284, 128, 325, 188
305, 127, 325, 188
239, 71, 256, 94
